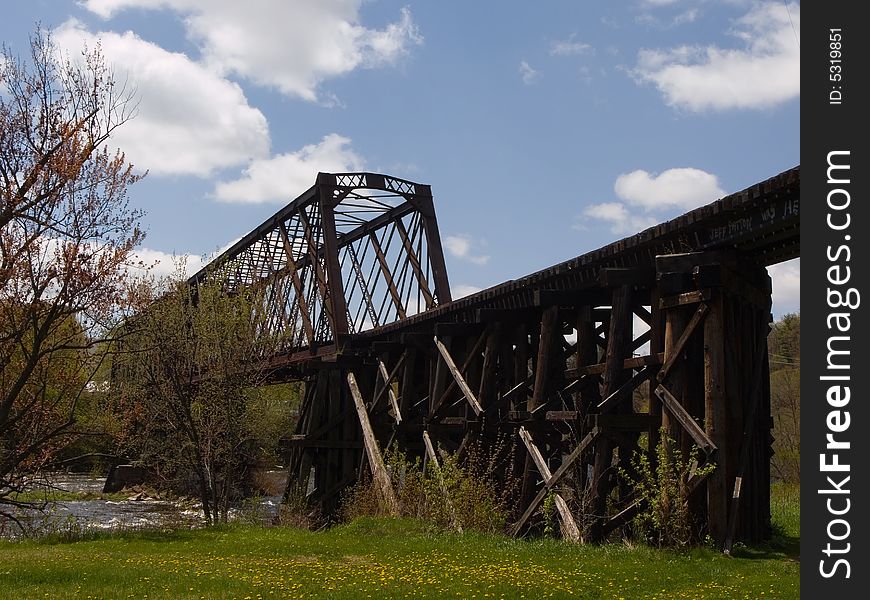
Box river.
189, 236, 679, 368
3, 471, 287, 537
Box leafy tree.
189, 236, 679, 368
115, 270, 277, 524
768, 313, 800, 482
1, 28, 143, 518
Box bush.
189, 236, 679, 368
342, 438, 518, 534
620, 429, 714, 548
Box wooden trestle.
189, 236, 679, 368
196, 167, 798, 545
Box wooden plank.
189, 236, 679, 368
657, 303, 709, 383
518, 427, 580, 542
554, 494, 581, 542
346, 372, 399, 516
565, 353, 664, 380
546, 410, 579, 421
659, 289, 711, 310
519, 428, 551, 479
654, 384, 717, 456
378, 359, 403, 424
509, 427, 598, 536
434, 336, 483, 415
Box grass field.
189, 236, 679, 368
0, 483, 799, 599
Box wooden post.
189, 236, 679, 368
704, 290, 728, 545
346, 371, 399, 516
521, 306, 560, 509
589, 284, 632, 542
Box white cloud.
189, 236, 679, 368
632, 2, 800, 111
519, 60, 540, 85
452, 284, 483, 299
672, 9, 699, 25
550, 35, 593, 57
579, 167, 723, 234
213, 134, 364, 203
614, 168, 726, 211
579, 202, 658, 235
81, 0, 423, 102
444, 235, 490, 266
768, 258, 800, 317
54, 19, 269, 177
128, 247, 206, 280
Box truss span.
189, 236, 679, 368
189, 172, 452, 355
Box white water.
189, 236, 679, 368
3, 472, 287, 537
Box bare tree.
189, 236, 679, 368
1, 28, 144, 518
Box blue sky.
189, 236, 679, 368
2, 0, 800, 317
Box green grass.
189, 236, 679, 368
0, 485, 800, 599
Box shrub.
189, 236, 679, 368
620, 429, 714, 548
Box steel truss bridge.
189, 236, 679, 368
189, 166, 799, 546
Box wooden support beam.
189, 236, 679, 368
659, 289, 711, 310
434, 322, 485, 337
603, 500, 643, 536
531, 306, 560, 410
546, 410, 579, 421
704, 290, 728, 546
521, 305, 561, 510
423, 431, 462, 533
510, 427, 598, 537
377, 359, 403, 424
434, 336, 483, 415
518, 427, 581, 542
724, 327, 770, 554
655, 250, 738, 274
597, 365, 656, 414
654, 384, 717, 456
346, 372, 399, 516
657, 303, 709, 382
565, 353, 664, 380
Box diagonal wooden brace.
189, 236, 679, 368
510, 427, 598, 537
434, 336, 483, 415
518, 427, 580, 541
346, 371, 399, 516
654, 384, 717, 457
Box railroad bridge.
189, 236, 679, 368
188, 166, 800, 547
